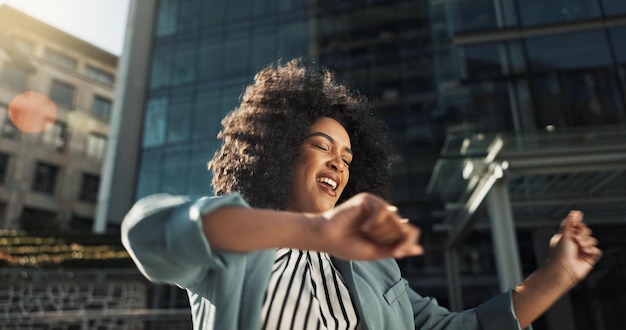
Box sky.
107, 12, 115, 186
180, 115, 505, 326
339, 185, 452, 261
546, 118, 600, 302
0, 0, 130, 55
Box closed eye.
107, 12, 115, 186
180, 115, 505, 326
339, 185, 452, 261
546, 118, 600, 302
314, 144, 329, 151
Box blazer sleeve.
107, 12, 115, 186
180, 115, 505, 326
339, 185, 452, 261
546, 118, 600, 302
407, 282, 523, 330
121, 193, 250, 288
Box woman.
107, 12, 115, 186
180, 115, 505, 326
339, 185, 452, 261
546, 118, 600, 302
122, 59, 601, 329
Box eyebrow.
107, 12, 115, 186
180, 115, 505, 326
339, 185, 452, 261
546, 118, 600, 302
306, 132, 353, 155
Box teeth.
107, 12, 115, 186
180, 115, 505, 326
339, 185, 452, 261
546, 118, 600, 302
317, 177, 338, 190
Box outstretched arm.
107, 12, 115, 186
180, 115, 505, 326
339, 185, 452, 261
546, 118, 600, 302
512, 210, 602, 328
202, 192, 423, 260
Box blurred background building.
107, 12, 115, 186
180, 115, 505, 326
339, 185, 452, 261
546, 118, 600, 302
1, 0, 625, 329
0, 5, 114, 232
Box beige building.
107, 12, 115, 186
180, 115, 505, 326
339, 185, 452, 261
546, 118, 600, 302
0, 5, 116, 232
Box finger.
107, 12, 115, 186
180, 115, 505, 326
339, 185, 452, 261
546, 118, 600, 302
392, 225, 423, 258
361, 203, 397, 230
574, 236, 599, 254
366, 218, 411, 244
361, 206, 404, 241
561, 210, 583, 227
581, 246, 603, 266
549, 233, 562, 248
557, 210, 584, 239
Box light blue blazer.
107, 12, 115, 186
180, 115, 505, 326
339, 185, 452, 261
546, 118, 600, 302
121, 193, 522, 330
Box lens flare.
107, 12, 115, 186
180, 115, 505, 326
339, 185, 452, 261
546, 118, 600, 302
8, 91, 58, 133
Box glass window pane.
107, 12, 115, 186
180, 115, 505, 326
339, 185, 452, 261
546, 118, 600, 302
454, 0, 499, 33
143, 97, 168, 147
167, 91, 193, 143
40, 121, 66, 152
223, 33, 249, 77
254, 0, 276, 17
199, 40, 222, 80
221, 83, 245, 118
79, 173, 100, 203
278, 21, 305, 60
226, 0, 251, 22
32, 162, 58, 194
462, 43, 504, 79
156, 0, 178, 37
526, 31, 612, 71
189, 143, 215, 197
609, 27, 626, 64
150, 46, 173, 89
136, 150, 162, 200
251, 29, 277, 71
86, 133, 107, 163
0, 152, 8, 184
178, 0, 201, 33
43, 48, 77, 70
0, 104, 19, 140
602, 0, 626, 15
162, 146, 190, 195
462, 81, 514, 131
173, 43, 197, 85
49, 80, 75, 109
194, 85, 220, 141
519, 0, 602, 27
0, 64, 28, 90
201, 0, 225, 26
531, 70, 626, 128
92, 96, 112, 123
85, 65, 114, 85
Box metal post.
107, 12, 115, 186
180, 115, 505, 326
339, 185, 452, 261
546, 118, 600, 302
486, 178, 523, 291
444, 248, 463, 311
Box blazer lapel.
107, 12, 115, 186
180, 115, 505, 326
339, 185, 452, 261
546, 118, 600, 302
333, 258, 372, 329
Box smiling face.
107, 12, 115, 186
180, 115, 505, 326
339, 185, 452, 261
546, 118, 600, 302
287, 117, 353, 213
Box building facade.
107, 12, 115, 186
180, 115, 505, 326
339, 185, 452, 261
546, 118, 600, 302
426, 1, 626, 329
0, 5, 115, 232
104, 1, 626, 329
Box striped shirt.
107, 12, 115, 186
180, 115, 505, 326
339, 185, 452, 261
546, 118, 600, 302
260, 248, 361, 330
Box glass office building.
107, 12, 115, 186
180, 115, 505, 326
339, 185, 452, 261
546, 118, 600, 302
426, 1, 626, 329
102, 1, 626, 329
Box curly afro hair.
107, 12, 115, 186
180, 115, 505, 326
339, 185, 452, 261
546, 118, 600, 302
209, 59, 392, 210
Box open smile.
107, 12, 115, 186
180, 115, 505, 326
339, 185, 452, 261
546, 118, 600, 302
317, 176, 338, 190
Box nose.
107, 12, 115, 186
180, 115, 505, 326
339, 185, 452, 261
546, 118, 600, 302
328, 153, 345, 172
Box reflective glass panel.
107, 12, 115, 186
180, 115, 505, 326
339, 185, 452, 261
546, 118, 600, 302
167, 91, 193, 143
518, 0, 602, 26
199, 39, 222, 81
454, 0, 499, 33
156, 0, 177, 37
531, 70, 626, 128
602, 0, 626, 15
223, 32, 249, 77
162, 146, 190, 195
150, 46, 173, 89
135, 149, 162, 200
143, 97, 168, 147
194, 85, 220, 141
190, 143, 216, 197
609, 27, 626, 63
173, 43, 197, 85
526, 30, 612, 71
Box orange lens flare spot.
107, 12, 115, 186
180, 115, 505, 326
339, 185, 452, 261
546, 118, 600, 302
8, 91, 58, 133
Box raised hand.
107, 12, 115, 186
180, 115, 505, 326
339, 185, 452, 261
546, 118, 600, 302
316, 193, 423, 260
548, 210, 603, 284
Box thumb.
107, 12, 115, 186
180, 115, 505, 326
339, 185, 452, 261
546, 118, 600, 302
559, 210, 584, 238
551, 210, 583, 248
